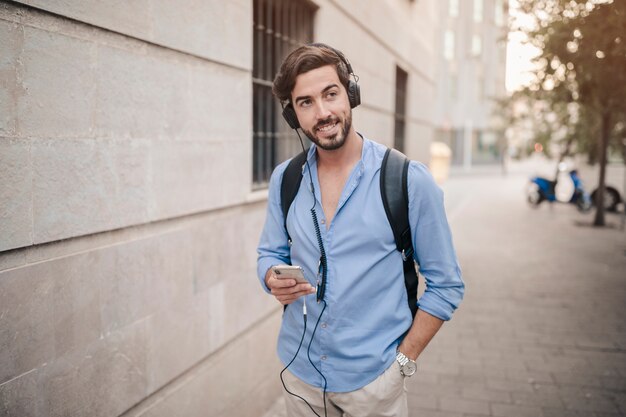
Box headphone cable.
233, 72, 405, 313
279, 300, 323, 417
284, 128, 329, 417
306, 299, 328, 417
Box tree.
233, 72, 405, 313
513, 0, 626, 226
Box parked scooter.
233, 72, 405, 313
527, 164, 592, 212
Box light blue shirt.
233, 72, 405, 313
257, 137, 464, 392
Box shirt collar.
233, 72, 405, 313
303, 132, 370, 177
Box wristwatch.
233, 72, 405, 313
396, 350, 417, 377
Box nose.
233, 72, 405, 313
314, 101, 331, 121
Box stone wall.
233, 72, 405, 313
0, 1, 439, 416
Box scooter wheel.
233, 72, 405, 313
527, 183, 544, 206
591, 187, 622, 212
575, 195, 592, 213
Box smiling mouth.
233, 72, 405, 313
316, 121, 338, 133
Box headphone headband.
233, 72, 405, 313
306, 42, 355, 77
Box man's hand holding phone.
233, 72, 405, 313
265, 265, 316, 305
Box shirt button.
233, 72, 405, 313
321, 323, 327, 328
321, 355, 327, 361
320, 219, 326, 224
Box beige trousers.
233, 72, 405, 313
282, 361, 408, 417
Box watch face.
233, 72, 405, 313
402, 361, 417, 376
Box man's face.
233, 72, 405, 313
291, 65, 352, 151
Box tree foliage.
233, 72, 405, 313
510, 0, 626, 225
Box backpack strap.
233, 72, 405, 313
280, 151, 308, 243
381, 148, 419, 318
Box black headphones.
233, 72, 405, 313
282, 43, 361, 130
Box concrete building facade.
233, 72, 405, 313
0, 1, 440, 416
434, 0, 509, 167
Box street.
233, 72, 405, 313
263, 164, 626, 417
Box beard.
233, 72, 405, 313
302, 111, 352, 151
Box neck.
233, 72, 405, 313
316, 128, 362, 170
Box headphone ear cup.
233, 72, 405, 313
282, 104, 300, 129
348, 81, 361, 108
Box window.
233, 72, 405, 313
472, 34, 482, 56
393, 66, 409, 153
252, 0, 316, 187
478, 74, 485, 100
449, 0, 459, 17
473, 0, 483, 22
449, 71, 458, 99
444, 30, 455, 61
494, 0, 505, 26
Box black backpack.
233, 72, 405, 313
279, 148, 419, 317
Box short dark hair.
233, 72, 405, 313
272, 43, 351, 103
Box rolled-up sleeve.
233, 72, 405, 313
408, 162, 465, 321
257, 161, 292, 293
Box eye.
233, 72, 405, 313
299, 99, 312, 108
326, 91, 338, 99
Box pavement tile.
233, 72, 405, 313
461, 364, 507, 379
461, 385, 512, 403
486, 378, 535, 393
491, 402, 544, 417
445, 355, 484, 367
617, 364, 626, 379
540, 408, 589, 417
459, 347, 504, 360
525, 356, 591, 373
438, 396, 490, 415
483, 357, 528, 371
408, 410, 462, 417
601, 376, 626, 391
419, 361, 462, 376
551, 371, 604, 388
561, 390, 620, 413
511, 390, 564, 408
520, 345, 564, 357
615, 393, 626, 414
478, 336, 525, 349
407, 392, 438, 411
438, 374, 487, 386
411, 370, 439, 386
576, 338, 622, 351
504, 369, 554, 384
408, 380, 463, 397
560, 350, 623, 376
532, 383, 578, 396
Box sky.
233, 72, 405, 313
505, 0, 541, 93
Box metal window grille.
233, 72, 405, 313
252, 0, 316, 188
394, 66, 409, 153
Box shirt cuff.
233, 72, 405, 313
416, 291, 457, 321
257, 258, 278, 294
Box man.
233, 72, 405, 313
257, 43, 464, 416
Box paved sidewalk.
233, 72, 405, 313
407, 172, 626, 417
263, 170, 626, 417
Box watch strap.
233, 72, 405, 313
396, 350, 417, 376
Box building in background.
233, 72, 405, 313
0, 1, 442, 416
434, 0, 509, 168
